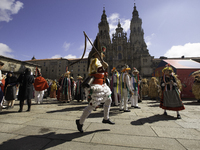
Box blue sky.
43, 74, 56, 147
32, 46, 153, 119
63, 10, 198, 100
0, 0, 200, 61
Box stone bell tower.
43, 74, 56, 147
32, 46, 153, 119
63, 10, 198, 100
130, 3, 145, 45
98, 7, 111, 47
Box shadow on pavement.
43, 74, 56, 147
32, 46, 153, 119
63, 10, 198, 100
130, 114, 177, 126
183, 101, 200, 105
46, 106, 86, 113
46, 105, 121, 118
0, 111, 18, 115
0, 129, 110, 150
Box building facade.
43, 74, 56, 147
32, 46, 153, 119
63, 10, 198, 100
26, 57, 88, 81
98, 4, 154, 77
0, 55, 41, 76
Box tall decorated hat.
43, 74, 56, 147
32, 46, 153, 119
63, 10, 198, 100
132, 67, 139, 74
162, 64, 174, 73
77, 76, 83, 80
88, 35, 102, 59
64, 66, 71, 76
35, 67, 41, 76
111, 67, 116, 73
122, 64, 131, 72
87, 35, 106, 70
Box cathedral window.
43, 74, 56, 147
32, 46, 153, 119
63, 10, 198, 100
143, 59, 147, 63
118, 46, 121, 51
118, 53, 122, 60
118, 33, 121, 37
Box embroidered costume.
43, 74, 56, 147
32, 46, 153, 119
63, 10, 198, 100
160, 65, 185, 119
141, 78, 149, 98
57, 75, 63, 101
119, 65, 133, 112
34, 68, 49, 104
76, 35, 115, 133
50, 80, 57, 98
148, 77, 161, 100
110, 67, 120, 106
192, 70, 200, 103
130, 67, 140, 108
70, 77, 76, 100
60, 71, 71, 103
74, 76, 84, 102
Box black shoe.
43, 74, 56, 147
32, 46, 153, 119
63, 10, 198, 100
102, 119, 115, 124
18, 109, 22, 112
132, 106, 141, 109
119, 109, 123, 111
124, 110, 131, 112
26, 109, 30, 112
76, 120, 83, 133
163, 112, 167, 115
177, 114, 181, 119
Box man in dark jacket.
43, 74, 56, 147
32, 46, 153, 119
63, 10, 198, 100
17, 68, 34, 112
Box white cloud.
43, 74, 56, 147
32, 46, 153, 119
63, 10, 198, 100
51, 54, 62, 58
107, 13, 130, 37
79, 40, 92, 58
121, 19, 130, 32
164, 43, 200, 58
145, 33, 155, 48
108, 13, 119, 22
0, 0, 23, 22
63, 42, 70, 51
79, 40, 92, 51
64, 54, 77, 59
108, 13, 119, 36
51, 54, 77, 59
0, 43, 14, 58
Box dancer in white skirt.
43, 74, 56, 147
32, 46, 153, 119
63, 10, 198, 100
130, 67, 140, 109
76, 35, 115, 133
119, 65, 134, 112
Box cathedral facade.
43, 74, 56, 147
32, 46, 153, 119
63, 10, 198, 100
98, 4, 154, 78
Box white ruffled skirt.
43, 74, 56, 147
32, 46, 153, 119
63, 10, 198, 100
85, 83, 112, 107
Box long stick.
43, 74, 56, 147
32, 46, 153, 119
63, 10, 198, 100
83, 31, 104, 63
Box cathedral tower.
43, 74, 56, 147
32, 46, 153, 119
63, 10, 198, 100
98, 7, 111, 46
97, 4, 153, 78
130, 3, 145, 46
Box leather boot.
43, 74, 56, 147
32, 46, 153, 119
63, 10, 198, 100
18, 101, 24, 112
76, 120, 83, 133
27, 99, 31, 111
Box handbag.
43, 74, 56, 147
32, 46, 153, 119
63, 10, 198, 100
163, 89, 182, 107
81, 76, 95, 88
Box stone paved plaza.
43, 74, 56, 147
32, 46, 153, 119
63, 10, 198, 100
0, 98, 200, 150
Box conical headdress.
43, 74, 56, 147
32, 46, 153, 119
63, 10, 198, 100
87, 35, 102, 70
